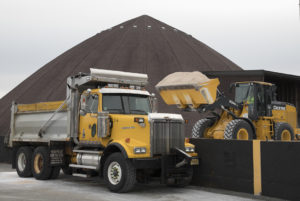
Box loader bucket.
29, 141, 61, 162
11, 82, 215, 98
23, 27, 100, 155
156, 72, 220, 109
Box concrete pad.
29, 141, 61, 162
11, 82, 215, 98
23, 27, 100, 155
0, 163, 279, 201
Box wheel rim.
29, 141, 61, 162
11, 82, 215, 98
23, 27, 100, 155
237, 128, 249, 140
108, 161, 122, 185
34, 153, 43, 174
17, 153, 26, 172
281, 129, 291, 141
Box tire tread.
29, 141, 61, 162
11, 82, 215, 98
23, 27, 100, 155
192, 119, 213, 138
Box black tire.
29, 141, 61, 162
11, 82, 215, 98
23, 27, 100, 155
192, 119, 214, 138
16, 147, 33, 177
166, 166, 193, 187
224, 119, 253, 140
103, 152, 136, 193
31, 146, 53, 180
62, 166, 73, 175
274, 122, 294, 141
50, 166, 61, 179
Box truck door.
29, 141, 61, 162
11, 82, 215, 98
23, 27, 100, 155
79, 93, 100, 144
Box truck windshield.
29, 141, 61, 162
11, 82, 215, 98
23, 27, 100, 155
235, 84, 254, 104
102, 94, 150, 114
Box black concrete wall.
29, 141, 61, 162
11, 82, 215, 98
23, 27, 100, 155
191, 139, 300, 200
261, 141, 300, 201
190, 139, 254, 194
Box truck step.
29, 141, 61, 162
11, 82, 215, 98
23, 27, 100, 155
69, 164, 97, 170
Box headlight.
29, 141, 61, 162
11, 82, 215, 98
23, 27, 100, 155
185, 147, 195, 153
134, 147, 146, 154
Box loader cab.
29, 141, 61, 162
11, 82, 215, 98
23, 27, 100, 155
234, 82, 275, 120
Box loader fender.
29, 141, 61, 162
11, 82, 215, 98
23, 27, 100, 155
236, 117, 256, 139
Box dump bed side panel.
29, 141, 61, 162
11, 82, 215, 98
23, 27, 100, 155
9, 101, 69, 146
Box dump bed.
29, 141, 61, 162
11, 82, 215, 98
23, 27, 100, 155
156, 71, 220, 109
8, 101, 69, 147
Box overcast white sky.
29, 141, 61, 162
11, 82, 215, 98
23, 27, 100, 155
0, 0, 299, 98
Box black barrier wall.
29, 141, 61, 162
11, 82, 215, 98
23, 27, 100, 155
190, 139, 254, 193
261, 141, 300, 201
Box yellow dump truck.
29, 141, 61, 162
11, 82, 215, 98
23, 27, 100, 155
156, 71, 300, 141
7, 69, 198, 192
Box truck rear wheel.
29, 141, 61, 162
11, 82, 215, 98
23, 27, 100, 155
274, 122, 294, 141
224, 119, 253, 140
32, 146, 53, 180
192, 119, 214, 138
16, 147, 33, 177
103, 153, 136, 193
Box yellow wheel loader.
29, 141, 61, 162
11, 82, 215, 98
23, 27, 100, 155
156, 72, 300, 141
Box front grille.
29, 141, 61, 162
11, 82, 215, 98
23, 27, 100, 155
150, 119, 185, 155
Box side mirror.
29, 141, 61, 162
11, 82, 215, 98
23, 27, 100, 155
80, 94, 87, 116
229, 83, 235, 93
150, 94, 158, 113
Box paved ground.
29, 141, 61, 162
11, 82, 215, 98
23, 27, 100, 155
0, 163, 282, 201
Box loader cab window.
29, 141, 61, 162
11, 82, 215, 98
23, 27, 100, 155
257, 85, 265, 116
257, 84, 273, 117
235, 83, 254, 104
235, 83, 257, 120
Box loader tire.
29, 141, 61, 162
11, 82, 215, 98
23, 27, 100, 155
32, 146, 53, 180
224, 119, 253, 140
192, 119, 214, 138
16, 147, 33, 177
274, 122, 294, 141
104, 153, 136, 193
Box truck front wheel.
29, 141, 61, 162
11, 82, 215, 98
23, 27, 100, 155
103, 153, 136, 193
16, 147, 33, 177
32, 146, 53, 180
